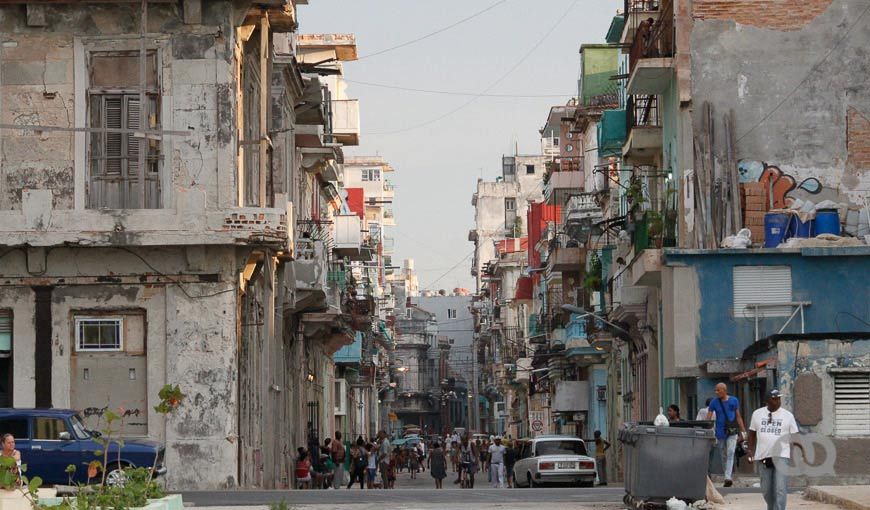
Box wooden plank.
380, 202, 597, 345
258, 13, 270, 207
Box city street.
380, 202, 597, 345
179, 469, 776, 509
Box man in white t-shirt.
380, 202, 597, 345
747, 389, 804, 510
487, 437, 507, 488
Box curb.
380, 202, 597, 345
804, 487, 870, 510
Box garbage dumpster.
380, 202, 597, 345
618, 421, 715, 507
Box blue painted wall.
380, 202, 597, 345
665, 248, 870, 364
589, 366, 608, 438
334, 331, 363, 363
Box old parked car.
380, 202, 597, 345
0, 408, 166, 485
512, 435, 596, 488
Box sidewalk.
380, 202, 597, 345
804, 486, 870, 510
712, 486, 870, 510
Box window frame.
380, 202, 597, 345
447, 309, 457, 319
525, 164, 535, 174
75, 316, 124, 352
31, 416, 71, 442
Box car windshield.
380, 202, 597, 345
70, 414, 91, 440
536, 440, 587, 456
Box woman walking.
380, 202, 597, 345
429, 442, 447, 489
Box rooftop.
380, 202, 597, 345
297, 33, 358, 61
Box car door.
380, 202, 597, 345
514, 442, 529, 484
29, 416, 82, 484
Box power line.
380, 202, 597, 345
356, 0, 511, 60
735, 1, 870, 143
368, 0, 583, 136
419, 249, 475, 291
344, 79, 572, 98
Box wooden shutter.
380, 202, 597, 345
732, 265, 792, 317
0, 310, 11, 353
105, 96, 123, 176
834, 372, 870, 436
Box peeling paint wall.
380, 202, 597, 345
775, 339, 870, 476
690, 0, 870, 208
0, 245, 240, 488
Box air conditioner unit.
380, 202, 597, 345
334, 378, 347, 416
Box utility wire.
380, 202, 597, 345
735, 1, 870, 143
344, 78, 572, 98
368, 0, 583, 136
356, 0, 511, 60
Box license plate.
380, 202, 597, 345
557, 462, 575, 469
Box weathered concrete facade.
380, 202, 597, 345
0, 1, 362, 490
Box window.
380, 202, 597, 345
361, 168, 381, 181
0, 310, 10, 353
834, 372, 870, 436
88, 51, 161, 209
447, 309, 457, 319
0, 418, 28, 439
732, 266, 792, 317
505, 198, 516, 211
526, 164, 535, 174
449, 338, 454, 344
405, 308, 412, 319
32, 417, 69, 440
535, 440, 588, 456
75, 317, 123, 351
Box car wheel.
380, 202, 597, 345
105, 462, 130, 487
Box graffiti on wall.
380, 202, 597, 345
737, 160, 846, 209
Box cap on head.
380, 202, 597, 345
767, 389, 782, 399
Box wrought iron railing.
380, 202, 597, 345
627, 94, 660, 128
628, 0, 674, 71
625, 0, 660, 13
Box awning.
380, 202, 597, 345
597, 109, 626, 158
731, 358, 775, 382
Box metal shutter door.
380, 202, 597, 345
732, 266, 792, 317
835, 373, 870, 436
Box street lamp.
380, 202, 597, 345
560, 304, 631, 350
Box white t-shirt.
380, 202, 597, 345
696, 407, 715, 421
749, 406, 799, 460
488, 444, 506, 463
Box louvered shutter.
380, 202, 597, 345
732, 266, 792, 317
104, 96, 123, 176
835, 372, 870, 436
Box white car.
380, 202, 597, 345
512, 435, 596, 488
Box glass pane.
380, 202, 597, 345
81, 324, 100, 346
33, 418, 67, 440
100, 323, 118, 348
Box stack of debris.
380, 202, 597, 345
740, 182, 768, 245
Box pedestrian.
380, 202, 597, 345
478, 439, 488, 483
1, 434, 22, 486
330, 431, 346, 489
696, 397, 716, 421
450, 440, 459, 472
316, 453, 334, 489
504, 440, 517, 488
387, 449, 397, 489
365, 443, 377, 489
377, 430, 391, 489
429, 441, 447, 489
593, 430, 610, 486
295, 447, 312, 489
707, 382, 746, 487
747, 390, 804, 510
409, 446, 419, 479
417, 443, 426, 472
346, 443, 366, 489
487, 437, 506, 488
667, 404, 682, 422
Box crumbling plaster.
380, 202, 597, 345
690, 0, 870, 205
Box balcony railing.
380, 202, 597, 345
625, 0, 659, 13
627, 95, 660, 128
628, 0, 674, 72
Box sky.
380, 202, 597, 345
298, 0, 617, 292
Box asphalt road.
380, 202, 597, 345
178, 469, 765, 507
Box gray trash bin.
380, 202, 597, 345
619, 422, 715, 505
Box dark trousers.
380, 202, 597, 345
347, 467, 365, 489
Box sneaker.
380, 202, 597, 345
724, 479, 733, 487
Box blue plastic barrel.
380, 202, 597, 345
789, 217, 814, 238
815, 210, 841, 236
764, 212, 790, 248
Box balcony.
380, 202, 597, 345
623, 95, 662, 160
630, 248, 663, 286
331, 99, 360, 146
544, 170, 583, 205
626, 0, 674, 95
621, 0, 661, 47
565, 193, 603, 243
548, 245, 585, 273
333, 214, 362, 259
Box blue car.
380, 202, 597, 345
0, 408, 166, 485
